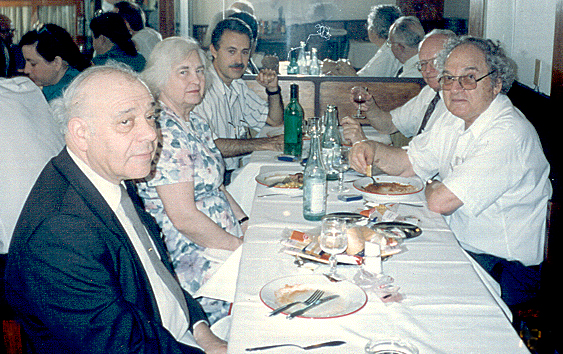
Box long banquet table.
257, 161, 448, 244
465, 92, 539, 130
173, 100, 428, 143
218, 136, 530, 353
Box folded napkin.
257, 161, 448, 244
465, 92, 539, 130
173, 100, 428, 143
194, 247, 242, 303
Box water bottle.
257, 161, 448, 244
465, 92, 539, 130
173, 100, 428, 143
321, 105, 341, 181
309, 47, 320, 75
303, 118, 327, 221
297, 41, 308, 75
284, 84, 304, 157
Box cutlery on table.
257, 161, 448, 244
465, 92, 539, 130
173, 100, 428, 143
257, 193, 302, 198
286, 294, 340, 319
246, 340, 346, 351
268, 289, 324, 317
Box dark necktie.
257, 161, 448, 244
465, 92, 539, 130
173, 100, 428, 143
416, 92, 441, 135
119, 185, 191, 323
395, 66, 403, 77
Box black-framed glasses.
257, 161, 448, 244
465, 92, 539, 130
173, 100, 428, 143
0, 28, 15, 34
416, 57, 436, 72
439, 71, 496, 91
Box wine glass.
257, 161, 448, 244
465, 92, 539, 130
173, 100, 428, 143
351, 86, 369, 119
330, 146, 350, 193
318, 216, 348, 277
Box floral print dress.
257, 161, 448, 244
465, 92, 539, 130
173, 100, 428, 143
137, 103, 242, 323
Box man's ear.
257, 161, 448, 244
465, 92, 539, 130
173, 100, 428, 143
52, 56, 64, 71
67, 117, 90, 152
209, 44, 218, 60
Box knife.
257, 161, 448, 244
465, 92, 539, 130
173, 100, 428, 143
245, 340, 346, 351
286, 294, 339, 319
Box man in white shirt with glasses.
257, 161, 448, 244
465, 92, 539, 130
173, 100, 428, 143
349, 36, 551, 310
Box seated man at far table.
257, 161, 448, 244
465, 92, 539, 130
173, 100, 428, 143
322, 4, 402, 77
5, 64, 227, 354
193, 18, 284, 185
341, 29, 457, 145
348, 36, 551, 310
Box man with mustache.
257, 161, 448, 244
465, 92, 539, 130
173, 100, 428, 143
5, 64, 227, 353
193, 18, 284, 185
341, 29, 456, 146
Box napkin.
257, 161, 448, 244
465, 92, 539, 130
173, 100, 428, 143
194, 247, 242, 303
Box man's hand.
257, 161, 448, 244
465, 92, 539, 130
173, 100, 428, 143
340, 116, 367, 145
349, 140, 377, 175
194, 322, 228, 354
256, 68, 278, 91
261, 134, 284, 151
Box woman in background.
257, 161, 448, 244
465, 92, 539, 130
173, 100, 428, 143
138, 36, 246, 324
90, 12, 146, 72
20, 24, 90, 101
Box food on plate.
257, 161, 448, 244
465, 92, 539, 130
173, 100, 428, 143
345, 226, 399, 255
273, 172, 304, 188
363, 181, 418, 194
275, 283, 313, 304
360, 204, 389, 217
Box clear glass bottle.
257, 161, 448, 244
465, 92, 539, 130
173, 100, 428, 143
303, 118, 327, 221
309, 47, 320, 75
321, 105, 341, 180
284, 84, 304, 157
297, 41, 308, 75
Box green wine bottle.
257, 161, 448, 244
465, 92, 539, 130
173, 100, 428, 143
284, 84, 304, 158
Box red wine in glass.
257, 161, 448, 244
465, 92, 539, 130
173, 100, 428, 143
351, 86, 369, 119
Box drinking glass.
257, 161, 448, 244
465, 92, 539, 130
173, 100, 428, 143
330, 146, 350, 193
318, 216, 348, 277
351, 86, 369, 119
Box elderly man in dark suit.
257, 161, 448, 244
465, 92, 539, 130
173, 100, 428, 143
4, 64, 227, 354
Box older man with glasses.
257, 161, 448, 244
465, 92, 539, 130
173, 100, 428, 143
349, 36, 551, 313
341, 29, 456, 146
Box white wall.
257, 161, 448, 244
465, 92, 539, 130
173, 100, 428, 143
485, 0, 555, 95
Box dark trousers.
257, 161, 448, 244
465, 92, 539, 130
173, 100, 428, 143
467, 251, 542, 307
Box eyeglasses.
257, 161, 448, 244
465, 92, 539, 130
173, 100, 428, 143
416, 57, 436, 72
0, 28, 15, 34
439, 71, 496, 91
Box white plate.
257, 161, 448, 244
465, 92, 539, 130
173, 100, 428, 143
255, 170, 303, 190
259, 274, 367, 318
353, 175, 423, 201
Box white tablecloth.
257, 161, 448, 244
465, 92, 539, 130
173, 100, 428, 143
227, 125, 391, 215
220, 164, 528, 353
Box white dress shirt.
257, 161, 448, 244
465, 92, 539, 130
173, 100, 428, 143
193, 65, 269, 170
397, 54, 422, 78
0, 77, 64, 253
407, 94, 552, 266
391, 85, 446, 137
67, 149, 202, 349
357, 44, 402, 77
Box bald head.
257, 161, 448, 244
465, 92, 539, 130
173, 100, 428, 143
418, 30, 457, 90
52, 64, 158, 184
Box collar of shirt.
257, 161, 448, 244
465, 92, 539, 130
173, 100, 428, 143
209, 64, 244, 101
66, 147, 121, 211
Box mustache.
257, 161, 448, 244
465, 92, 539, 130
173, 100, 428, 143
229, 63, 245, 69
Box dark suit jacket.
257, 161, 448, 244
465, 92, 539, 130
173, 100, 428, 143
5, 148, 207, 354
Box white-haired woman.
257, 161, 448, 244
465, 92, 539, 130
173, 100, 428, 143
137, 36, 246, 324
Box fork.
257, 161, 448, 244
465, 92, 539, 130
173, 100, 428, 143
268, 289, 324, 316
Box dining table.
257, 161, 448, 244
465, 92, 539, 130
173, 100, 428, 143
203, 126, 531, 354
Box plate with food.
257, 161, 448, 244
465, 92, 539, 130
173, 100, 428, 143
256, 171, 304, 189
353, 175, 423, 200
371, 221, 422, 240
259, 274, 367, 318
